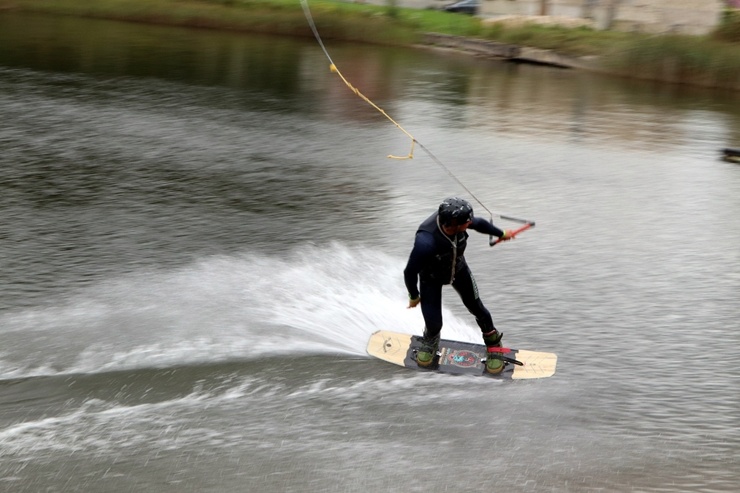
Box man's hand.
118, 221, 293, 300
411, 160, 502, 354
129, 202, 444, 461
407, 296, 421, 309
500, 229, 516, 241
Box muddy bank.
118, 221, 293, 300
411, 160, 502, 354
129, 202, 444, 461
420, 33, 597, 70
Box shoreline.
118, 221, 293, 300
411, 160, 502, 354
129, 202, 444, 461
420, 33, 597, 70
1, 2, 739, 91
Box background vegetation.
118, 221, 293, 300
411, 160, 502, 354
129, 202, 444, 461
1, 0, 739, 89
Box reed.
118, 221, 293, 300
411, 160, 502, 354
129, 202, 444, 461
712, 8, 740, 43
604, 34, 740, 90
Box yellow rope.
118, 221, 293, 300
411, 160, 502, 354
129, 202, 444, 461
300, 0, 534, 226
299, 0, 415, 159
328, 63, 415, 159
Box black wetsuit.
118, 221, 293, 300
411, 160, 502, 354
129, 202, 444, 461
403, 212, 505, 340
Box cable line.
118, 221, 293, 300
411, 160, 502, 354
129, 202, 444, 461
299, 0, 534, 233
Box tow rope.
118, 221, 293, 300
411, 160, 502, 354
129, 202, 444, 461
300, 0, 535, 241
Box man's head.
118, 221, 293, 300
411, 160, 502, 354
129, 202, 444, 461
438, 197, 473, 234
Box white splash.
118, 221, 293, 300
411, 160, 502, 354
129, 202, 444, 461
0, 243, 479, 378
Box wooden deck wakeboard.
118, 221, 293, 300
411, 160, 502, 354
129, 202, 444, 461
367, 330, 557, 380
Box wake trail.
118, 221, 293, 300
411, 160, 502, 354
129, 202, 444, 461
0, 244, 479, 379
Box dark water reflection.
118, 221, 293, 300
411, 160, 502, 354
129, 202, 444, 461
0, 13, 305, 92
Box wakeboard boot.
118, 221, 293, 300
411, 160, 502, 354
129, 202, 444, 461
482, 329, 504, 374
416, 332, 440, 368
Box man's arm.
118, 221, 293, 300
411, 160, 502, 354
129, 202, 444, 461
469, 217, 505, 238
403, 232, 434, 301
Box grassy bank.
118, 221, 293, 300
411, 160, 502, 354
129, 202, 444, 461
0, 0, 472, 43
2, 0, 740, 90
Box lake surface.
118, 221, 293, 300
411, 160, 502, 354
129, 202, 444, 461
1, 12, 739, 493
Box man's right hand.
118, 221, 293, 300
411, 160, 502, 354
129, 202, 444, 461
407, 296, 421, 309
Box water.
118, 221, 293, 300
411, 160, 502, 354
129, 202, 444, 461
1, 12, 739, 492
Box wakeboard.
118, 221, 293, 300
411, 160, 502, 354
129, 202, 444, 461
367, 330, 556, 379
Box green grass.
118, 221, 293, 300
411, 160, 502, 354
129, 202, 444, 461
476, 21, 740, 89
2, 0, 740, 89
605, 34, 740, 90
1, 0, 323, 36
0, 0, 482, 43
480, 23, 629, 57
713, 8, 740, 43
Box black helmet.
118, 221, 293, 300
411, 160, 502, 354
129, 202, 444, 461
438, 197, 473, 226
